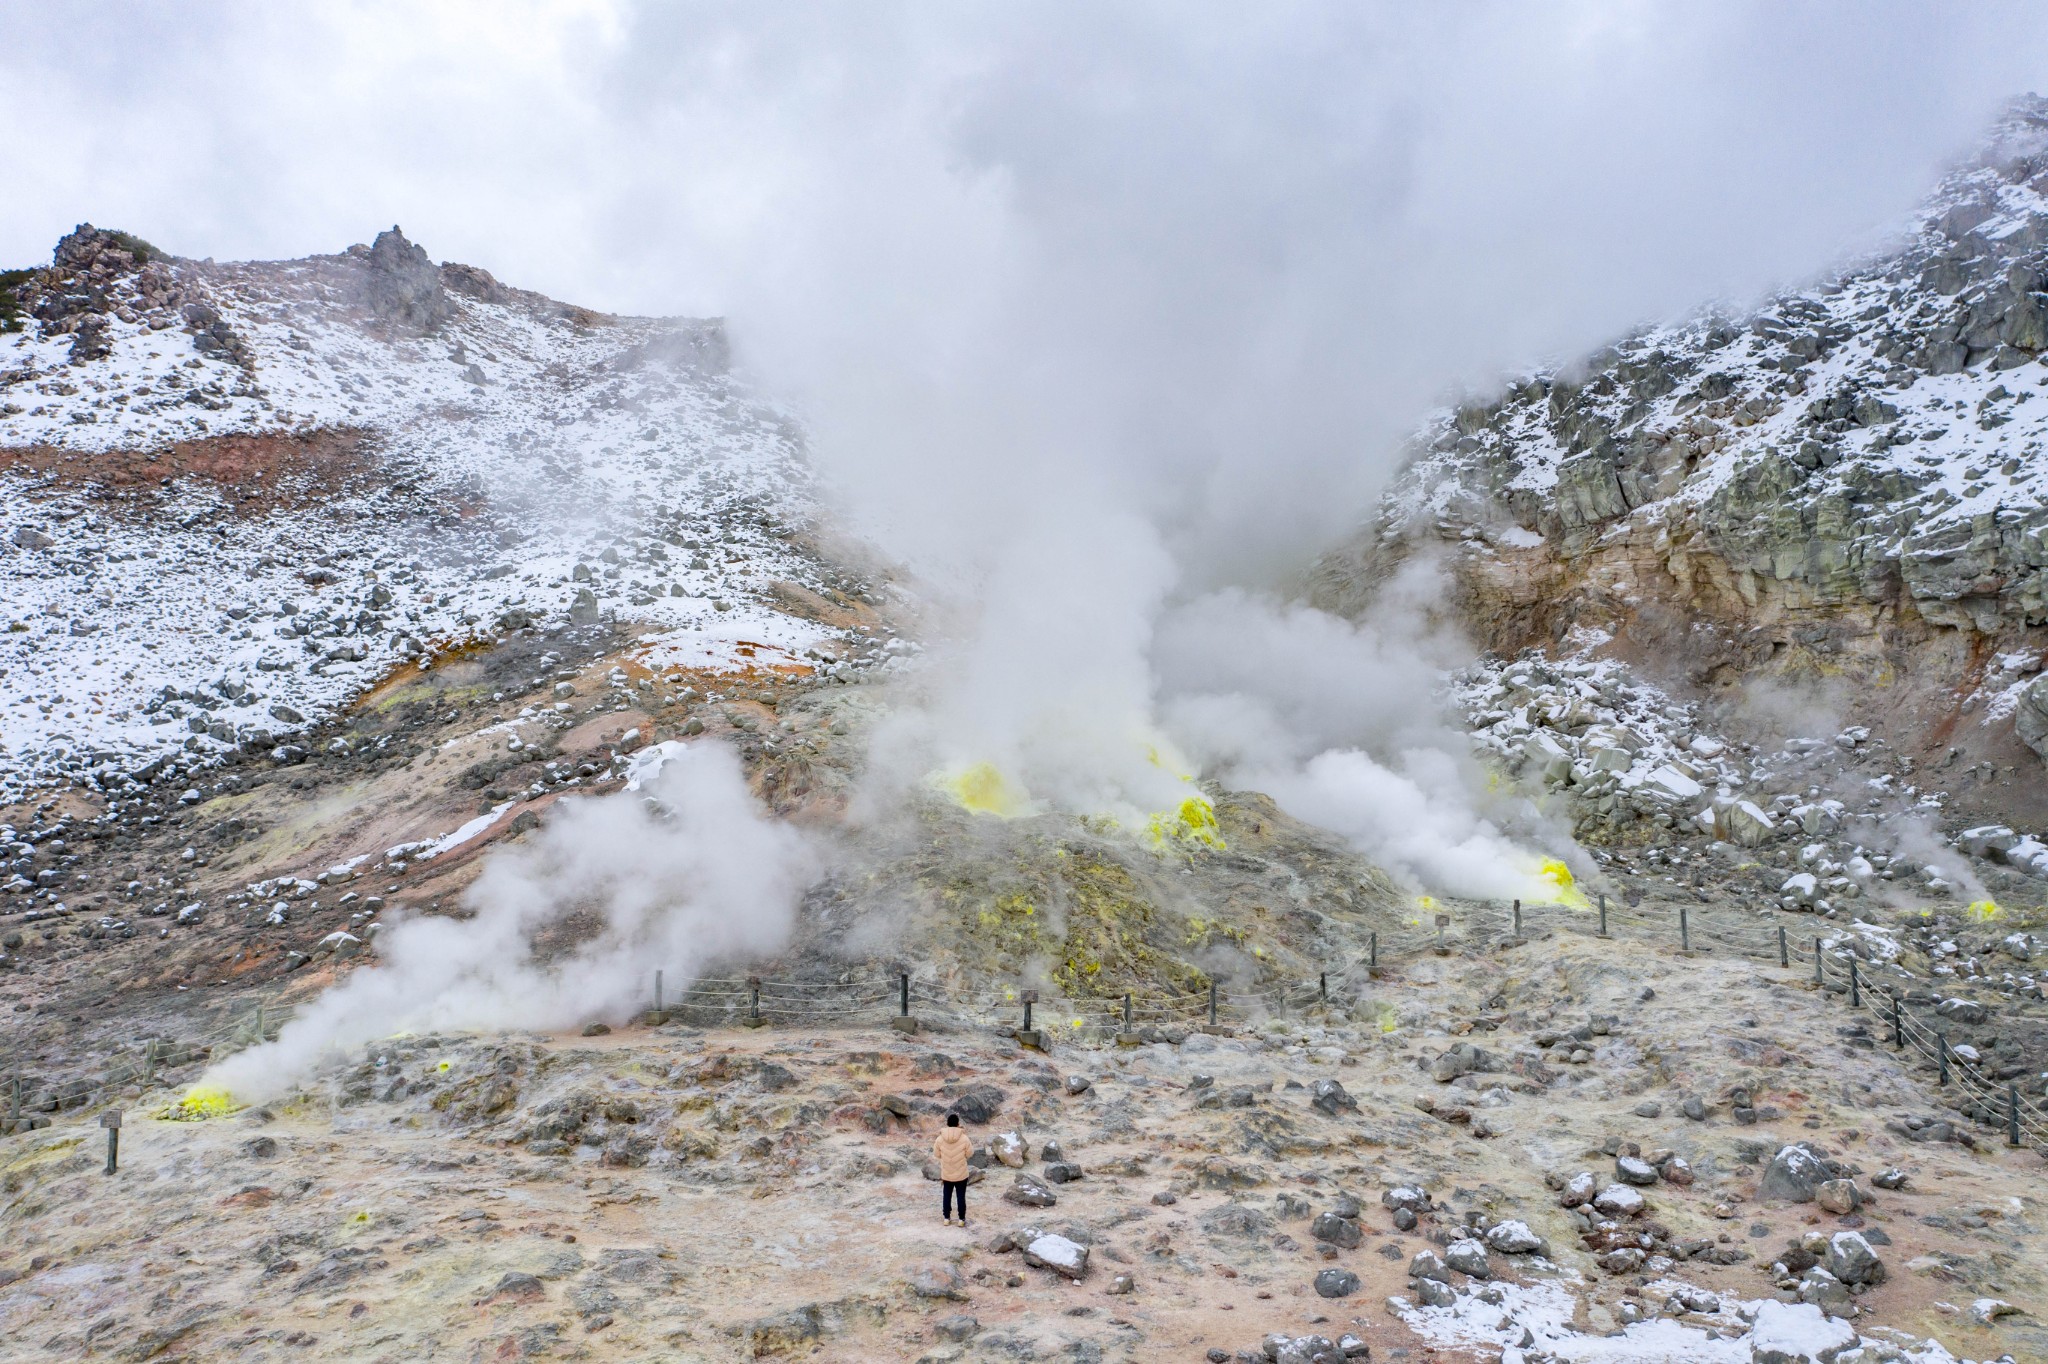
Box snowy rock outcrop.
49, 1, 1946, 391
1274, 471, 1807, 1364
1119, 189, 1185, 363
1320, 97, 2048, 799
0, 224, 869, 801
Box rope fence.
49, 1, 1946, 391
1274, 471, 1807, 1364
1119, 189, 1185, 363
5, 890, 2042, 1152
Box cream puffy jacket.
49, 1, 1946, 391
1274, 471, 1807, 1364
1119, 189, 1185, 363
932, 1128, 973, 1182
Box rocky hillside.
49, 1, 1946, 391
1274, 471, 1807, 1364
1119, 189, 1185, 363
1315, 97, 2048, 833
0, 223, 871, 805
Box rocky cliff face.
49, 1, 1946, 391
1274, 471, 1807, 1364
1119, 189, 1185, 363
1315, 98, 2048, 820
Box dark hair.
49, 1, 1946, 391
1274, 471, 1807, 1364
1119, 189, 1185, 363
946, 1113, 960, 1127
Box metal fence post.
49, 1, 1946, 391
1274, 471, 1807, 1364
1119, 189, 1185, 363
2011, 1085, 2023, 1147
1891, 994, 1903, 1049
1813, 938, 1823, 987
1022, 990, 1035, 1034
1207, 981, 1218, 1028
1848, 957, 1860, 1008
1512, 899, 1522, 939
1597, 893, 1609, 939
1778, 925, 1788, 969
1938, 1032, 1949, 1086
1319, 972, 1328, 1004
748, 976, 762, 1027
1680, 905, 1690, 953
891, 970, 918, 1035
101, 1109, 121, 1174
1369, 932, 1378, 972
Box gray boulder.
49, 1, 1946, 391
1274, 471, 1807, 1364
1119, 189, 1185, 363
1824, 1230, 1885, 1286
1758, 1143, 1832, 1203
1003, 1173, 1056, 1208
1443, 1239, 1491, 1279
1310, 1211, 1363, 1249
1749, 1300, 1858, 1364
1414, 1277, 1457, 1308
1310, 1078, 1357, 1115
1484, 1220, 1545, 1254
1022, 1232, 1089, 1280
363, 226, 455, 332
2020, 675, 2048, 760
1409, 1249, 1451, 1283
1313, 1268, 1361, 1299
1616, 1155, 1659, 1186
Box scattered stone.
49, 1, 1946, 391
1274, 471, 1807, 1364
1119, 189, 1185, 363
1615, 1155, 1658, 1186
909, 1263, 966, 1300
1408, 1250, 1450, 1283
1004, 1173, 1057, 1208
1559, 1171, 1597, 1207
1310, 1079, 1357, 1116
1749, 1300, 1858, 1364
1443, 1239, 1491, 1278
1310, 1212, 1363, 1249
1414, 1278, 1457, 1309
1592, 1184, 1644, 1218
1758, 1143, 1831, 1203
1313, 1268, 1361, 1299
1824, 1231, 1885, 1286
934, 1314, 980, 1342
1484, 1220, 1544, 1255
1814, 1179, 1861, 1215
1021, 1233, 1088, 1280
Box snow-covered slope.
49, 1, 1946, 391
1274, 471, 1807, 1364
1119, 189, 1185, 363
0, 226, 853, 803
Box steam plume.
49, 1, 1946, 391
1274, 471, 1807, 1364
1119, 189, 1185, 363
206, 743, 817, 1102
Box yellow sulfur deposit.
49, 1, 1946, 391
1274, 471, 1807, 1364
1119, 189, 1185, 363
1532, 858, 1591, 910
1148, 796, 1225, 852
938, 762, 1034, 818
166, 1084, 238, 1120
1966, 899, 2002, 922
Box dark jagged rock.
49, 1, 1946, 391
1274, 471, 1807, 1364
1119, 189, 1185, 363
363, 226, 454, 333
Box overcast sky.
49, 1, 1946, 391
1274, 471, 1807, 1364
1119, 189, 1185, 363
7, 2, 2048, 567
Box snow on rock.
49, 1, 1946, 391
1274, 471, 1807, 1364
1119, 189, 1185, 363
0, 225, 855, 801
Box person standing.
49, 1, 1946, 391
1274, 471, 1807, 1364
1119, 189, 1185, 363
933, 1112, 972, 1226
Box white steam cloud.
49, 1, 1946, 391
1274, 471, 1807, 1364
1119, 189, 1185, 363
208, 744, 818, 1102
1154, 561, 1567, 900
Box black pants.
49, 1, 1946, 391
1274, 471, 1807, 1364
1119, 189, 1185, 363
942, 1179, 967, 1220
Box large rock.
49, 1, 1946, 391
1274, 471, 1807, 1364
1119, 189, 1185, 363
1749, 1300, 1858, 1364
1310, 1211, 1363, 1249
2018, 674, 2048, 760
1429, 1042, 1498, 1083
1592, 1183, 1644, 1217
1409, 1249, 1451, 1284
1443, 1239, 1491, 1278
1484, 1220, 1545, 1254
1724, 799, 1779, 848
1310, 1078, 1357, 1116
1313, 1268, 1361, 1299
1758, 1143, 1832, 1203
1022, 1233, 1089, 1280
362, 226, 455, 332
1823, 1231, 1885, 1286
1003, 1173, 1056, 1208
